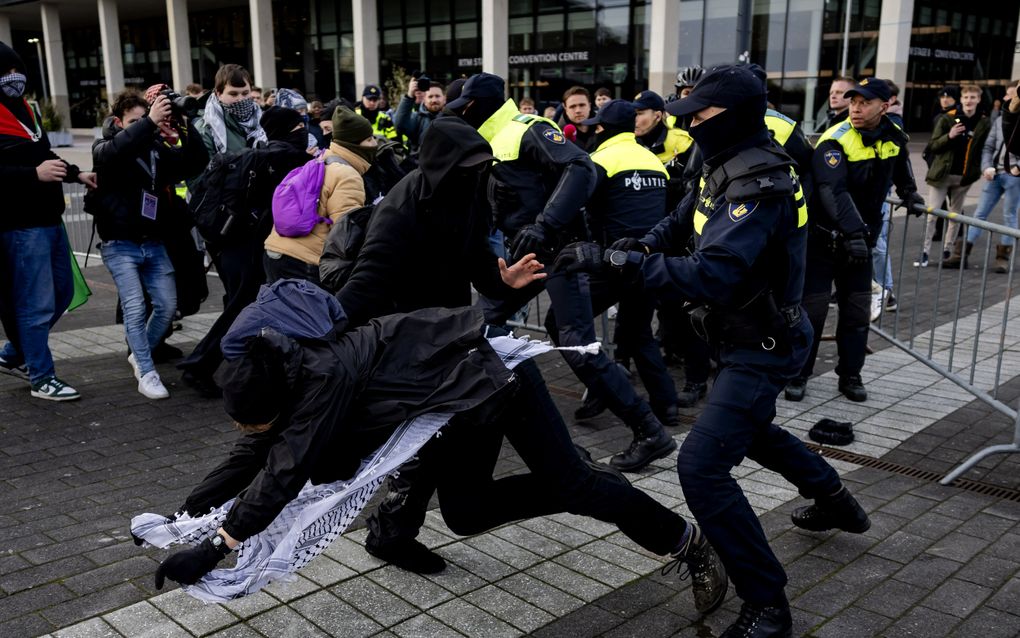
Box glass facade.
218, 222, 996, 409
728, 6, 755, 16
272, 0, 356, 102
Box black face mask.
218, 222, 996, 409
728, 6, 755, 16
282, 129, 310, 151
687, 96, 767, 163
460, 96, 504, 129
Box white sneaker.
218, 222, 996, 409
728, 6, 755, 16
127, 353, 141, 380
870, 281, 885, 323
138, 370, 170, 399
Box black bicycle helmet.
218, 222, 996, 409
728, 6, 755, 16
675, 65, 705, 89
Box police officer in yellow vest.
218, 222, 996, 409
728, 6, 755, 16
786, 78, 924, 403
448, 73, 676, 472
634, 90, 695, 210
354, 85, 399, 141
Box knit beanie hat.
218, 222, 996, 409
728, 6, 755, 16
331, 106, 373, 144
0, 41, 26, 75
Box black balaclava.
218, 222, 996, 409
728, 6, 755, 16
260, 106, 308, 150
459, 95, 504, 130
688, 94, 768, 163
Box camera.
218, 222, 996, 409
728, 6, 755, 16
411, 70, 431, 92
158, 88, 199, 120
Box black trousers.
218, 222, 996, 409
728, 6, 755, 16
367, 355, 687, 556
799, 232, 873, 379
656, 301, 712, 385
263, 251, 324, 289
178, 240, 265, 378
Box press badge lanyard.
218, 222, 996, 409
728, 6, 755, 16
137, 150, 159, 220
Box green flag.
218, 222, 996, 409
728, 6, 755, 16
63, 223, 91, 311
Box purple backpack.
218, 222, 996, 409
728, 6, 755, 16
272, 154, 349, 238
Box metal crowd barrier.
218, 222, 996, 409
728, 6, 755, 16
63, 183, 101, 265
873, 198, 1020, 485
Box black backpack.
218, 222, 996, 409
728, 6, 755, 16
188, 149, 268, 243
319, 204, 375, 293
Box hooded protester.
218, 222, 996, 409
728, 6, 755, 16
263, 107, 374, 286
0, 41, 97, 401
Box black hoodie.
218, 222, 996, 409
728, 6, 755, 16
0, 41, 82, 231
334, 117, 513, 327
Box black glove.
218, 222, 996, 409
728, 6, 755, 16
898, 191, 926, 217
609, 237, 647, 254
553, 242, 604, 274
488, 179, 520, 212
510, 223, 553, 263
842, 232, 870, 265
154, 537, 228, 589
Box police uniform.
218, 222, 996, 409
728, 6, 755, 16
355, 85, 400, 141
793, 79, 920, 400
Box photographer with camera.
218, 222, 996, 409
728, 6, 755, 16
86, 89, 206, 399
394, 72, 445, 154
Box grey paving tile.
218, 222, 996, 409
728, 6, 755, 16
368, 566, 455, 610
531, 602, 626, 638
812, 605, 893, 638
428, 599, 521, 638
923, 577, 995, 618
248, 605, 331, 637
390, 613, 465, 638
297, 555, 358, 588
553, 549, 642, 587
518, 517, 595, 547
52, 617, 121, 638
331, 577, 420, 627
205, 625, 263, 638
463, 584, 555, 633
462, 535, 544, 570
925, 531, 992, 563
40, 583, 144, 628
149, 589, 239, 636
262, 574, 319, 603
855, 577, 928, 618
104, 601, 191, 638
599, 606, 690, 638
321, 536, 387, 573
791, 575, 859, 617
495, 573, 585, 616
434, 543, 515, 585
490, 525, 570, 558
290, 590, 383, 637
868, 530, 934, 564
883, 605, 961, 638
525, 561, 612, 602
218, 591, 279, 619
948, 607, 1020, 638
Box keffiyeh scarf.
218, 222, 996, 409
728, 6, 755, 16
202, 92, 267, 154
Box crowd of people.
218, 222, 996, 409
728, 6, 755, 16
3, 32, 1020, 635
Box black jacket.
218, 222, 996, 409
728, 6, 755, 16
334, 118, 514, 327
181, 307, 514, 541
86, 116, 205, 242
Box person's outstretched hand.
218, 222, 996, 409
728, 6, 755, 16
499, 253, 546, 288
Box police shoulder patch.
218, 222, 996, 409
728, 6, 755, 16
823, 149, 842, 168
728, 200, 758, 222
543, 128, 566, 144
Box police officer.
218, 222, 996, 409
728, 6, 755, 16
555, 64, 871, 638
546, 99, 680, 427
786, 78, 924, 403
448, 73, 676, 471
355, 85, 399, 141
634, 90, 695, 211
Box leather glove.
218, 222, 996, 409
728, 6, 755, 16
897, 191, 926, 217
609, 237, 647, 254
510, 223, 553, 263
154, 537, 227, 589
842, 232, 870, 265
553, 242, 604, 274
488, 179, 520, 212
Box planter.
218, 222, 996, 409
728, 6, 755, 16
47, 130, 74, 147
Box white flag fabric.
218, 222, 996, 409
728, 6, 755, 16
131, 335, 596, 602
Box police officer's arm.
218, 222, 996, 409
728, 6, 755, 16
812, 139, 867, 236
640, 188, 696, 253
783, 126, 815, 202
640, 198, 782, 306
520, 124, 597, 229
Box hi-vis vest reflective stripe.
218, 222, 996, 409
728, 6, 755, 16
816, 121, 902, 161
765, 108, 796, 146
657, 126, 694, 164
356, 106, 399, 140
479, 99, 562, 162
692, 172, 808, 235
592, 132, 669, 178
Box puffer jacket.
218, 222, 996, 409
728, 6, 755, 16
263, 143, 369, 265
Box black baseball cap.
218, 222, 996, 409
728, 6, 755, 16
665, 64, 767, 117
446, 72, 505, 112
632, 90, 665, 112
938, 85, 960, 99
844, 78, 892, 102
581, 99, 636, 128
362, 85, 382, 98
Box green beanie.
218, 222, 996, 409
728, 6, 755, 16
332, 106, 373, 144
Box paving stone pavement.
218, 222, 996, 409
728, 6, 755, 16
4, 147, 1020, 637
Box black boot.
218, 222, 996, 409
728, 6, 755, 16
662, 524, 728, 616
654, 403, 681, 428
784, 377, 806, 401
838, 374, 867, 402
721, 602, 793, 638
364, 536, 446, 574
574, 390, 606, 420
791, 487, 871, 533
676, 382, 708, 408
610, 412, 677, 472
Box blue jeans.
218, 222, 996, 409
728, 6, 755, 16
0, 225, 74, 384
101, 240, 177, 376
872, 202, 894, 292
966, 173, 1020, 247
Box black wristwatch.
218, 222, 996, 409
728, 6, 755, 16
607, 250, 628, 268
209, 532, 232, 555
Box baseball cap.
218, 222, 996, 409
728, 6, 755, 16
844, 78, 892, 102
632, 90, 665, 112
937, 85, 960, 99
665, 64, 767, 117
446, 72, 506, 112
581, 99, 636, 128
362, 85, 382, 98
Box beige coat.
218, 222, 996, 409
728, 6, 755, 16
264, 143, 369, 265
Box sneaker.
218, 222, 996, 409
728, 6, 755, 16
913, 252, 929, 268
885, 294, 898, 312
31, 376, 80, 401
720, 602, 793, 638
0, 354, 30, 382
869, 282, 885, 323
791, 487, 871, 533
838, 374, 867, 402
138, 370, 170, 400
365, 538, 446, 574
662, 525, 728, 617
127, 353, 141, 381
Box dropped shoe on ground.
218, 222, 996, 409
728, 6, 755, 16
790, 486, 871, 533
721, 602, 793, 638
31, 376, 80, 401
138, 370, 170, 399
0, 354, 30, 382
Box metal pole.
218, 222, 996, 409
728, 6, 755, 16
841, 0, 852, 76
29, 38, 48, 103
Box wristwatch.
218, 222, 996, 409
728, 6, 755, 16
209, 532, 232, 555
608, 250, 628, 268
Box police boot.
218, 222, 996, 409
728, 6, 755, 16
662, 523, 728, 617
677, 382, 708, 408
791, 486, 871, 533
574, 389, 606, 421
720, 602, 793, 638
610, 411, 677, 472
654, 403, 682, 428
784, 377, 807, 402
838, 374, 867, 402
995, 245, 1012, 274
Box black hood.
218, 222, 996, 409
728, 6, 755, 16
0, 41, 26, 76
417, 117, 494, 200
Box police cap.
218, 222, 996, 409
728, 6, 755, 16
665, 64, 767, 117
446, 72, 505, 111
845, 78, 892, 102
581, 99, 636, 128
362, 85, 382, 98
632, 90, 665, 112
